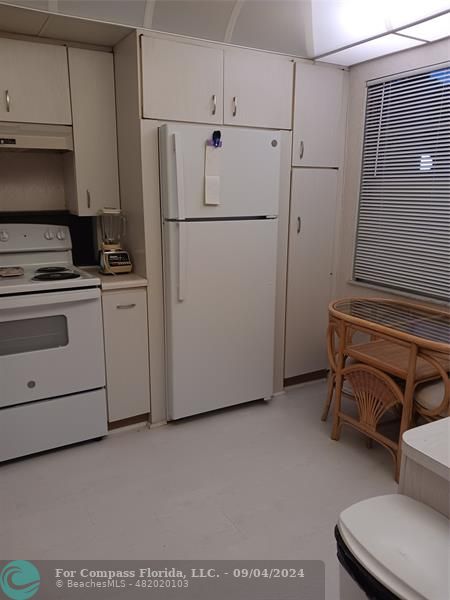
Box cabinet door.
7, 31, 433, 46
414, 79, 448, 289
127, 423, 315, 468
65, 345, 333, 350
0, 38, 71, 124
292, 63, 347, 167
141, 37, 223, 124
224, 48, 293, 129
102, 288, 150, 422
284, 169, 338, 379
66, 48, 120, 216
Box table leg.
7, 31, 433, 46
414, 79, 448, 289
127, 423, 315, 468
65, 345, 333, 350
321, 370, 335, 422
396, 343, 418, 481
331, 320, 346, 440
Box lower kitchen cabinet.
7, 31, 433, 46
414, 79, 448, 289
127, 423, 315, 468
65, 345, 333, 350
102, 288, 150, 423
284, 168, 338, 379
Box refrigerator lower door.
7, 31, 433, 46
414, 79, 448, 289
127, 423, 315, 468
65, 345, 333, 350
164, 219, 277, 420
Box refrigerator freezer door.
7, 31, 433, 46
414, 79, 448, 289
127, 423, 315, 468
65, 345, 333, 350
159, 123, 280, 219
164, 219, 277, 419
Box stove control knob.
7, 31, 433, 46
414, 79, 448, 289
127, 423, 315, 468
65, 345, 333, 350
0, 230, 8, 242
56, 230, 66, 241
44, 230, 55, 240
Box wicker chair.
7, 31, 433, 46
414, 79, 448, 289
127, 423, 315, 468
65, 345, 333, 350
331, 363, 405, 477
413, 350, 450, 421
321, 318, 355, 421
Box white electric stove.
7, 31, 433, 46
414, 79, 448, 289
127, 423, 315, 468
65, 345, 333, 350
0, 223, 107, 462
0, 264, 99, 295
0, 223, 100, 294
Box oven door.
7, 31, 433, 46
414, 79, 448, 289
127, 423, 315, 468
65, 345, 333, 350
0, 288, 105, 409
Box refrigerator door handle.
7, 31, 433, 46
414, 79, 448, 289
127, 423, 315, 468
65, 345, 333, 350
173, 133, 186, 220
177, 222, 187, 302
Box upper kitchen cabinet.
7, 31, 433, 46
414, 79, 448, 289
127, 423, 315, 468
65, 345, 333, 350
65, 48, 120, 216
224, 48, 293, 130
0, 38, 71, 125
292, 63, 348, 168
141, 37, 223, 124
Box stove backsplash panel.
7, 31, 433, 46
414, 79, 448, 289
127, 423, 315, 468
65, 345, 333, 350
0, 211, 97, 266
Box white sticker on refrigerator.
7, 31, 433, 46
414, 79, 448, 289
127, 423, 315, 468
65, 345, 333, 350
204, 143, 221, 206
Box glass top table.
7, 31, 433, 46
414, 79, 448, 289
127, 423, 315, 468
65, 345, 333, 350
328, 297, 450, 480
330, 298, 450, 353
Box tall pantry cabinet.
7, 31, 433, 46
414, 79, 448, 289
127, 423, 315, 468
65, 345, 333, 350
285, 169, 338, 378
284, 62, 348, 380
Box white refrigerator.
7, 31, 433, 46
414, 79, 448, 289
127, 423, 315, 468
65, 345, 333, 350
159, 123, 281, 420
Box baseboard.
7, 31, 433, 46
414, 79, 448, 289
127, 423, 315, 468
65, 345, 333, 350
108, 413, 150, 431
284, 370, 328, 388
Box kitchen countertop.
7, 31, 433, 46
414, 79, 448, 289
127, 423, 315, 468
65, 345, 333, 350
402, 417, 450, 481
399, 417, 449, 518
81, 267, 148, 291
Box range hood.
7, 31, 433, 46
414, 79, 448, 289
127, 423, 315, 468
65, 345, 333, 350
0, 122, 73, 151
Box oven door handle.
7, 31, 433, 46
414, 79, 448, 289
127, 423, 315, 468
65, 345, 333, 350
0, 288, 100, 312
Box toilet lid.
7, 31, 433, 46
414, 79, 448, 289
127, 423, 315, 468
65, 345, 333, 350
338, 494, 450, 600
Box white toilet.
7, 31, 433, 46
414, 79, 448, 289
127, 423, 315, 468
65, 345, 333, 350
335, 494, 450, 600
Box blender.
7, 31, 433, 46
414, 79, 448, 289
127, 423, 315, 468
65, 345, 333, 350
98, 208, 132, 274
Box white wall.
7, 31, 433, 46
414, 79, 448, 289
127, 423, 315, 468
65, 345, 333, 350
0, 152, 66, 211
334, 38, 450, 304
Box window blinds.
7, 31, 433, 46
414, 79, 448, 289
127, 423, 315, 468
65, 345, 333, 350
353, 65, 450, 302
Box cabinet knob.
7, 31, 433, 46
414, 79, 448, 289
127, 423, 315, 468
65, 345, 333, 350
116, 303, 136, 309
232, 96, 237, 117
211, 94, 217, 116
297, 216, 302, 235
299, 140, 304, 160
5, 90, 10, 113
86, 189, 91, 209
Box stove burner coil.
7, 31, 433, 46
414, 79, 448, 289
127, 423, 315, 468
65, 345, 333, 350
32, 272, 81, 281
35, 266, 69, 273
